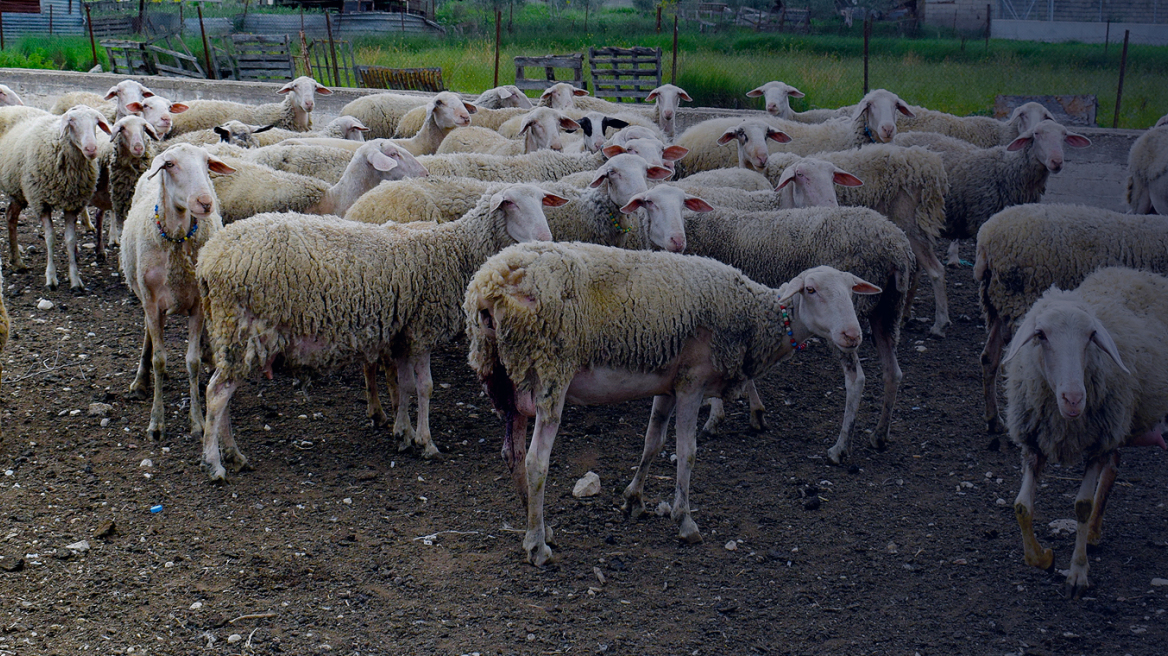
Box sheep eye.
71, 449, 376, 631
806, 287, 816, 295
164, 161, 175, 168
1035, 330, 1046, 341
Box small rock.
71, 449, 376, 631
914, 345, 927, 352
1048, 518, 1077, 538
654, 501, 671, 516
69, 409, 82, 416
64, 540, 90, 553
724, 540, 738, 551
190, 601, 203, 610
996, 498, 1008, 506
1151, 578, 1168, 587
802, 497, 821, 511
355, 470, 378, 482
100, 418, 110, 428
94, 520, 117, 538
593, 566, 606, 586
847, 464, 860, 474
36, 299, 53, 311
572, 471, 601, 498
886, 542, 898, 554
0, 557, 24, 572
88, 402, 113, 417
139, 459, 153, 468
227, 634, 242, 644
342, 498, 352, 505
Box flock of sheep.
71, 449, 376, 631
0, 71, 1164, 600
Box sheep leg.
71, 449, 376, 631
144, 302, 167, 441
410, 352, 439, 459
41, 211, 58, 290
1067, 456, 1107, 598
108, 210, 121, 247
1087, 451, 1120, 546
700, 397, 726, 436
362, 362, 390, 426
981, 316, 1007, 434
128, 324, 153, 399
202, 368, 239, 482
908, 235, 949, 337
945, 240, 960, 267
870, 314, 902, 450
5, 200, 28, 271
745, 380, 767, 431
80, 207, 96, 233
62, 209, 84, 290
622, 394, 677, 519
1013, 450, 1054, 571
827, 350, 866, 465
391, 356, 417, 452
93, 210, 106, 262
523, 388, 567, 567
671, 389, 704, 544
185, 309, 205, 440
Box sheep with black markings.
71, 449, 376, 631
196, 184, 565, 481
974, 204, 1168, 435
1003, 266, 1168, 598
169, 76, 330, 136
0, 106, 111, 289
1124, 122, 1167, 214
466, 241, 881, 564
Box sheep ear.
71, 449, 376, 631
1065, 132, 1092, 148
717, 128, 740, 145
746, 86, 765, 98
109, 124, 122, 142
214, 126, 231, 142
489, 192, 509, 212
315, 84, 333, 95
542, 193, 569, 207
141, 89, 155, 98
1001, 314, 1040, 365
602, 117, 628, 133
572, 88, 589, 97
169, 102, 189, 114
677, 89, 693, 102
588, 169, 610, 188
777, 276, 805, 305
96, 117, 112, 135
518, 116, 536, 135
832, 169, 864, 187
367, 150, 398, 172
850, 275, 882, 295
787, 87, 805, 99
559, 117, 581, 132
646, 165, 673, 180
895, 101, 915, 117
277, 82, 295, 95
1006, 135, 1032, 152
646, 89, 660, 102
766, 128, 792, 143
577, 117, 593, 136
207, 156, 236, 175
497, 87, 514, 99
602, 145, 626, 158
124, 101, 143, 114
59, 116, 72, 140
463, 102, 478, 114
662, 145, 689, 161
850, 99, 871, 122
143, 123, 161, 141
145, 154, 168, 179
619, 197, 645, 214
539, 88, 553, 100
684, 196, 715, 212
1089, 320, 1130, 374
354, 124, 370, 132
253, 124, 277, 134
775, 166, 798, 190
104, 86, 120, 100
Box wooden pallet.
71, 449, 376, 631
101, 39, 153, 76
513, 54, 584, 93
355, 66, 444, 92
588, 47, 661, 103
146, 35, 205, 79
307, 39, 358, 88
229, 34, 296, 82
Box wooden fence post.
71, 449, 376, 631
863, 17, 870, 95
656, 5, 662, 33
984, 4, 991, 49
1113, 30, 1130, 129
198, 5, 215, 80
49, 5, 53, 36
86, 5, 98, 69
1104, 20, 1110, 55
1, 13, 5, 52
671, 14, 678, 85
326, 13, 340, 87
494, 10, 501, 87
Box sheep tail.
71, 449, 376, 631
480, 354, 530, 507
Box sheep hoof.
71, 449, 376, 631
869, 434, 888, 451
147, 423, 164, 441
202, 461, 227, 483
1087, 528, 1103, 546
10, 258, 28, 272
222, 447, 251, 473
419, 443, 442, 460
986, 415, 1007, 434
929, 322, 950, 338
126, 386, 149, 400
46, 278, 59, 291
1025, 546, 1055, 572
677, 516, 702, 544
621, 495, 646, 519
1064, 570, 1090, 599
749, 410, 767, 432
526, 543, 555, 567
699, 418, 720, 438
827, 444, 847, 465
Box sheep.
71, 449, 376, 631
0, 84, 25, 107
974, 204, 1168, 435
0, 105, 50, 139
211, 140, 429, 223
895, 119, 1091, 266
540, 82, 691, 139
896, 101, 1055, 148
466, 241, 881, 564
414, 149, 607, 182
137, 96, 189, 138
436, 108, 581, 156
1003, 267, 1168, 598
573, 112, 630, 153
120, 143, 236, 441
1156, 114, 1168, 128
1124, 123, 1167, 214
395, 105, 529, 138
643, 84, 692, 139
602, 138, 689, 173
89, 116, 161, 260
169, 76, 330, 136
341, 91, 431, 139
538, 82, 590, 109
674, 88, 914, 175
50, 80, 155, 122
168, 115, 370, 149
746, 81, 848, 123
245, 143, 355, 184
0, 106, 111, 289
672, 167, 773, 191
474, 85, 533, 109
626, 191, 915, 463
196, 183, 565, 481
387, 91, 475, 156
345, 175, 498, 225
710, 119, 792, 172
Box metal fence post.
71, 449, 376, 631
671, 14, 678, 85
494, 10, 501, 87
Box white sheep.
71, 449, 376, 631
51, 80, 155, 122
120, 143, 236, 441
672, 167, 773, 191
246, 143, 355, 184
1124, 123, 1167, 214
747, 81, 848, 123
974, 204, 1168, 435
600, 137, 689, 173
543, 82, 692, 139
396, 104, 529, 138
625, 190, 915, 463
196, 184, 565, 480
436, 108, 581, 155
465, 241, 880, 564
211, 139, 429, 223
896, 101, 1055, 148
895, 119, 1091, 266
388, 91, 476, 156
168, 115, 369, 149
1003, 266, 1168, 598
0, 106, 111, 289
341, 91, 431, 139
607, 124, 662, 147
474, 85, 533, 109
415, 149, 606, 182
89, 115, 161, 260
538, 82, 590, 109
345, 175, 499, 225
137, 96, 189, 138
169, 76, 330, 136
1156, 114, 1168, 128
0, 84, 25, 107
0, 105, 49, 137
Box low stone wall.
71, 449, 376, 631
992, 20, 1168, 45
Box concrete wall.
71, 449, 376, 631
992, 19, 1168, 44
923, 0, 995, 33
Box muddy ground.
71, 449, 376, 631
0, 224, 1165, 656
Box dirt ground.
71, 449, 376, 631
0, 221, 1165, 656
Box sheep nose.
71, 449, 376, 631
880, 126, 895, 141
537, 229, 553, 241
83, 145, 98, 158
551, 142, 562, 152
1060, 391, 1084, 417
839, 327, 862, 349
664, 110, 674, 119
304, 101, 314, 112
1048, 158, 1063, 172
668, 235, 686, 253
